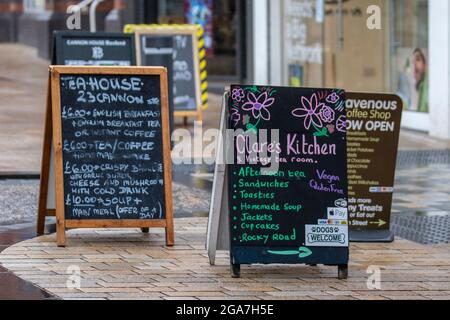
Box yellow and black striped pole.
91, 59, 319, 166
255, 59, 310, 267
196, 26, 209, 111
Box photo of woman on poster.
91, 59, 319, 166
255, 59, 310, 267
396, 48, 429, 113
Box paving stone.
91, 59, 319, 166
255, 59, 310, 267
1, 218, 449, 300
163, 297, 198, 301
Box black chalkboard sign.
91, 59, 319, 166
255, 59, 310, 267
227, 85, 349, 278
134, 28, 203, 121
40, 66, 173, 247
59, 74, 166, 221
53, 31, 136, 66
137, 35, 175, 134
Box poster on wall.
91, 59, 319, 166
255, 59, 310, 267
185, 0, 214, 56
289, 64, 304, 87
284, 0, 323, 87
395, 48, 429, 113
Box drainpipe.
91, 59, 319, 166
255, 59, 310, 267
89, 0, 104, 32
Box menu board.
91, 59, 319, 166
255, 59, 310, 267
53, 31, 136, 66
228, 85, 349, 266
132, 26, 203, 117
346, 92, 403, 233
138, 33, 197, 111
58, 73, 167, 220
137, 35, 175, 136
171, 33, 198, 111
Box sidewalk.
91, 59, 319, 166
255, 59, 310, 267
0, 44, 47, 173
1, 218, 450, 300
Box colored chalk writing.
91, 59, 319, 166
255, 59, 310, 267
228, 85, 349, 266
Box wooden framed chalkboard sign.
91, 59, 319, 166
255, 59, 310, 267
52, 31, 136, 66
227, 85, 349, 279
38, 66, 174, 247
128, 25, 207, 123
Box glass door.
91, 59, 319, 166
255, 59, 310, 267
390, 0, 429, 131
282, 0, 325, 87
322, 0, 390, 93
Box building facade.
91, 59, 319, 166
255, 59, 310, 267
253, 0, 450, 140
0, 0, 249, 81
0, 0, 449, 139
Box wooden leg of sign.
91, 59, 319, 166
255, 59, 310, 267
37, 76, 53, 236
141, 228, 149, 233
230, 263, 241, 278
183, 117, 188, 126
165, 222, 174, 247
338, 264, 348, 280
56, 220, 66, 248
51, 69, 66, 247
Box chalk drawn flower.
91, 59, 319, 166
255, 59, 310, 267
327, 124, 335, 134
326, 92, 340, 104
336, 115, 347, 133
230, 107, 240, 127
231, 88, 245, 102
242, 92, 274, 121
320, 105, 336, 123
292, 93, 323, 130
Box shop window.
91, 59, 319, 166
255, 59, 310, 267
391, 0, 429, 114
157, 0, 239, 77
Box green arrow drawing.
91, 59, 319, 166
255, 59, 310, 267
370, 219, 387, 227
268, 247, 313, 259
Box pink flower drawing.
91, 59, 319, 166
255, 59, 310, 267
292, 93, 323, 130
242, 92, 274, 121
326, 124, 335, 134
231, 88, 245, 102
320, 105, 336, 123
336, 115, 347, 133
326, 92, 340, 104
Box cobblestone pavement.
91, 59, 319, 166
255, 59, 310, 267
0, 218, 450, 300
391, 164, 450, 244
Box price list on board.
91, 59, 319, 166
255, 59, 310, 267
59, 74, 166, 220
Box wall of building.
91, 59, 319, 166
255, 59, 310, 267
258, 0, 450, 139
0, 0, 122, 59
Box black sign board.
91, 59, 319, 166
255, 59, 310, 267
138, 35, 175, 133
170, 33, 197, 111
59, 74, 167, 221
52, 31, 136, 66
134, 28, 202, 120
38, 66, 174, 247
227, 85, 349, 278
